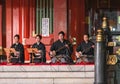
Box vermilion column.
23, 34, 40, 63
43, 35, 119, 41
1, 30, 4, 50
0, 5, 3, 55
19, 0, 23, 43
24, 0, 29, 38
6, 0, 13, 48
12, 0, 20, 42
29, 0, 35, 37
0, 5, 2, 47
53, 0, 68, 40
78, 0, 86, 43
69, 0, 86, 44
23, 0, 30, 61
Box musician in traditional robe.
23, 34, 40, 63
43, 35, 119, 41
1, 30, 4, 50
11, 34, 24, 63
31, 35, 46, 63
76, 34, 94, 63
50, 31, 73, 64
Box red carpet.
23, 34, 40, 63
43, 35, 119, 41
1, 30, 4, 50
0, 62, 94, 66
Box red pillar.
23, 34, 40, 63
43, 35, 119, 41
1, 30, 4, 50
19, 0, 23, 43
23, 0, 30, 61
0, 5, 2, 47
69, 0, 86, 44
23, 0, 29, 38
12, 0, 20, 42
78, 0, 86, 43
6, 0, 13, 48
53, 0, 68, 40
29, 0, 35, 37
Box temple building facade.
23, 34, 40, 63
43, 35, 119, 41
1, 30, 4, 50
0, 0, 120, 84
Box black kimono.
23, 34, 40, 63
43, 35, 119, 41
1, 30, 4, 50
76, 41, 94, 55
50, 39, 73, 63
11, 43, 24, 63
76, 41, 94, 62
32, 42, 46, 63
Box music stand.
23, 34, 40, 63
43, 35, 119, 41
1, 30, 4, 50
27, 48, 38, 63
4, 48, 16, 63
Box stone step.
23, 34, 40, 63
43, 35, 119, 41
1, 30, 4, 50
0, 65, 95, 84
0, 72, 94, 78
0, 65, 94, 72
0, 78, 94, 84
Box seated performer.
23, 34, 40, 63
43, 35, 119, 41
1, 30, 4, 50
10, 34, 24, 63
50, 31, 73, 64
76, 34, 94, 63
31, 35, 46, 63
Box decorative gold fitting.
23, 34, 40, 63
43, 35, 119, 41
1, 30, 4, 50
102, 17, 107, 29
108, 42, 116, 47
116, 36, 120, 42
107, 55, 117, 65
116, 48, 120, 55
72, 37, 76, 45
96, 29, 104, 42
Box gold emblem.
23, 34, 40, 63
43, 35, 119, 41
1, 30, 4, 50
107, 55, 117, 65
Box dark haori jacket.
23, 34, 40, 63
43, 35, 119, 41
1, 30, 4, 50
32, 42, 46, 63
50, 39, 73, 58
76, 41, 94, 56
11, 43, 24, 63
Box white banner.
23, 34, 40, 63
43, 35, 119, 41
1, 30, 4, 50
42, 18, 49, 36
